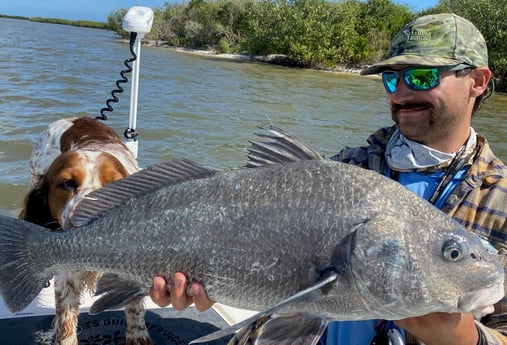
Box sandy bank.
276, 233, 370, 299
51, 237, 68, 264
146, 40, 365, 75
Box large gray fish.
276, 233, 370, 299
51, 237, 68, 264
0, 127, 504, 345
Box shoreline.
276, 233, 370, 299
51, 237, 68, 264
145, 41, 506, 92
145, 41, 366, 76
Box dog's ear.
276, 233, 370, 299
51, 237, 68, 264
19, 185, 59, 229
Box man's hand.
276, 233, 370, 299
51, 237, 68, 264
395, 312, 479, 345
150, 273, 215, 312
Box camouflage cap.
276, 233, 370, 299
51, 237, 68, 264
361, 13, 488, 75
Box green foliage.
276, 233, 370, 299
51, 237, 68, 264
106, 9, 129, 38
126, 0, 418, 69
29, 17, 108, 29
0, 14, 29, 20
153, 4, 188, 45
269, 0, 362, 67
357, 0, 414, 63
239, 0, 285, 55
239, 0, 390, 67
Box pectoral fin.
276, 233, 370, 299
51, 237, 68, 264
190, 272, 337, 344
227, 313, 328, 345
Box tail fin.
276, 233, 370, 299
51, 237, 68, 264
0, 215, 52, 313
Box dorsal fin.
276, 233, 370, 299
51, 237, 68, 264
245, 126, 323, 168
70, 158, 218, 227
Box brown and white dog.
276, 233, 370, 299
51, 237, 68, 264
19, 116, 152, 345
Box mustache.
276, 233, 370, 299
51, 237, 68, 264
391, 102, 432, 114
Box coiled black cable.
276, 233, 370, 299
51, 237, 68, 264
97, 32, 138, 121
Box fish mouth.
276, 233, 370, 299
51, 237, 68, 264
458, 282, 505, 317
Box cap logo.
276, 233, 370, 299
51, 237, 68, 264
408, 30, 431, 41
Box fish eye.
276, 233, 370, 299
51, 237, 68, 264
442, 239, 464, 262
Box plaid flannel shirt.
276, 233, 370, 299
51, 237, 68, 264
330, 126, 507, 344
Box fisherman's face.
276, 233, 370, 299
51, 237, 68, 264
385, 65, 474, 150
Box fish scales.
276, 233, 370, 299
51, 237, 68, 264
32, 160, 378, 306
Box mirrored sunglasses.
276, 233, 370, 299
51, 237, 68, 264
382, 65, 472, 94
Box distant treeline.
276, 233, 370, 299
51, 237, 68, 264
2, 0, 506, 91
106, 0, 507, 91
0, 14, 108, 29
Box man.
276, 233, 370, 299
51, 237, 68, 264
151, 13, 507, 345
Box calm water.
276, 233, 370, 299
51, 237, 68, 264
0, 18, 506, 216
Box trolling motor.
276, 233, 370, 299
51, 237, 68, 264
98, 6, 154, 158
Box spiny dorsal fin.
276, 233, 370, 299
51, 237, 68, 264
70, 158, 218, 227
246, 126, 323, 168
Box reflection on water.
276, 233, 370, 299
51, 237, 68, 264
0, 17, 506, 216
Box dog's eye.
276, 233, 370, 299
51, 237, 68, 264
59, 179, 78, 192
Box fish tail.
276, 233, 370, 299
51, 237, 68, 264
0, 215, 51, 313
